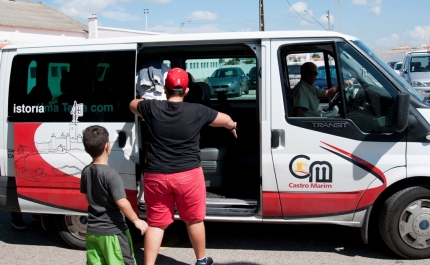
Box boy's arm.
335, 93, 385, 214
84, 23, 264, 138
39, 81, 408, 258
116, 198, 148, 235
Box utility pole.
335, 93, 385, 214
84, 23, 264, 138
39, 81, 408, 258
144, 9, 149, 31
259, 0, 265, 31
326, 10, 331, 31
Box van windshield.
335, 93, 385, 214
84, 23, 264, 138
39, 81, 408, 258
352, 40, 425, 103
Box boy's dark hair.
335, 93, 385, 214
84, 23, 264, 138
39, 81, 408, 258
82, 125, 109, 158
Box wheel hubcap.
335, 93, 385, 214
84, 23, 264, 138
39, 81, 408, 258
399, 199, 430, 249
65, 215, 88, 240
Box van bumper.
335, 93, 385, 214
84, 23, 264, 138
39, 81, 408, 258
0, 176, 20, 212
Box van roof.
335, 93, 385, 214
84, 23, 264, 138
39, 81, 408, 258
1, 30, 357, 50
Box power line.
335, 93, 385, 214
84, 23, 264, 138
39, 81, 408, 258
286, 0, 328, 30
285, 0, 314, 23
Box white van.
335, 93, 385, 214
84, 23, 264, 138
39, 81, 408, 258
1, 31, 430, 259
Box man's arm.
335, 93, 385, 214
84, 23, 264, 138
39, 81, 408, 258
319, 85, 339, 98
209, 112, 238, 138
129, 99, 144, 117
116, 198, 148, 235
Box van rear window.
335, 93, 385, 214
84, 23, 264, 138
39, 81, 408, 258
8, 51, 135, 123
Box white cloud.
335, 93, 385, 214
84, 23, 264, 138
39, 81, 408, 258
188, 11, 218, 21
375, 33, 400, 48
53, 0, 169, 19
287, 1, 308, 13
102, 11, 140, 21
54, 0, 116, 19
369, 0, 383, 6
374, 26, 430, 50
287, 2, 318, 27
350, 0, 382, 16
351, 0, 367, 5
164, 20, 176, 25
369, 6, 381, 16
406, 26, 430, 47
149, 23, 221, 34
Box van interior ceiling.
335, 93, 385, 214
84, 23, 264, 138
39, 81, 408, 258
137, 43, 261, 216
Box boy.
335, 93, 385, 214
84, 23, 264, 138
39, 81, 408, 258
80, 125, 148, 265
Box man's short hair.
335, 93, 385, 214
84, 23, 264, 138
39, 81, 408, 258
82, 125, 109, 158
165, 88, 185, 97
300, 62, 317, 75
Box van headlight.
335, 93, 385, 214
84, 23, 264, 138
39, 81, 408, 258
411, 81, 427, 87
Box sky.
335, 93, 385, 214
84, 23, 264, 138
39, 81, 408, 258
29, 0, 430, 51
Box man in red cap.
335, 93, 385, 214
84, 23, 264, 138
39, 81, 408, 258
130, 67, 237, 265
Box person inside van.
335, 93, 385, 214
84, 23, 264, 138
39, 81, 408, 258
129, 68, 237, 265
292, 62, 339, 117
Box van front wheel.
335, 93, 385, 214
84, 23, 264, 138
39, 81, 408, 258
379, 186, 430, 259
55, 214, 87, 250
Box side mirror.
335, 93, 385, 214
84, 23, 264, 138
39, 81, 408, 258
396, 92, 410, 132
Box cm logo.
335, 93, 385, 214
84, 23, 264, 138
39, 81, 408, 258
288, 155, 333, 183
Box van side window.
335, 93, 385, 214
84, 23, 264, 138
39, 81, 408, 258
280, 42, 398, 133
185, 58, 256, 101
281, 44, 340, 118
338, 42, 397, 133
8, 51, 135, 122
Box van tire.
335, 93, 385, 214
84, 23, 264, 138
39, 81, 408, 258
379, 186, 430, 259
55, 214, 87, 250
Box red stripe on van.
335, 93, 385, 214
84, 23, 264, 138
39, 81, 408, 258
262, 191, 283, 216
279, 191, 363, 217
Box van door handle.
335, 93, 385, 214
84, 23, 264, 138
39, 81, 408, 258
271, 130, 285, 149
118, 131, 127, 148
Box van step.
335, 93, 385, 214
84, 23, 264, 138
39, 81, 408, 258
138, 198, 258, 216
207, 191, 225, 199
206, 198, 257, 206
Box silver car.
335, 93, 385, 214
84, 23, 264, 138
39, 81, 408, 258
208, 67, 249, 97
400, 50, 430, 95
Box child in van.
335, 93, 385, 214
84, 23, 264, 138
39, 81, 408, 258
80, 125, 148, 265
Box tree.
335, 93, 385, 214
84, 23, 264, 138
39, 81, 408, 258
219, 58, 225, 66
312, 53, 321, 58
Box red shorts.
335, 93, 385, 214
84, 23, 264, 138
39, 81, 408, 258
143, 166, 206, 227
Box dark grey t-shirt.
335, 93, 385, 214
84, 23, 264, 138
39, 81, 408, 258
80, 164, 128, 235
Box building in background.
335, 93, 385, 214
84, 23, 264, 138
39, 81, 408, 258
0, 0, 160, 48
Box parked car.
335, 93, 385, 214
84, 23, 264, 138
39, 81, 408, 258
247, 66, 257, 90
393, 62, 403, 75
208, 67, 249, 97
287, 62, 303, 88
313, 65, 353, 89
387, 61, 399, 69
400, 50, 430, 95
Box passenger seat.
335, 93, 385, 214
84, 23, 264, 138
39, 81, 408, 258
189, 81, 232, 187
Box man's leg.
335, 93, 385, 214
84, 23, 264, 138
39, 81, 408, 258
144, 225, 167, 265
186, 221, 206, 259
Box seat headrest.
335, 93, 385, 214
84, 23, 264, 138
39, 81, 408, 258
184, 82, 203, 104
196, 82, 211, 102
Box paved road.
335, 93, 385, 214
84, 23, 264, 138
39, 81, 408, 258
1, 210, 430, 265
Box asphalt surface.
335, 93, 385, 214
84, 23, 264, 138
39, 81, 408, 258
1, 210, 430, 265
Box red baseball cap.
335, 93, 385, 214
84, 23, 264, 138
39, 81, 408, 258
165, 68, 189, 91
